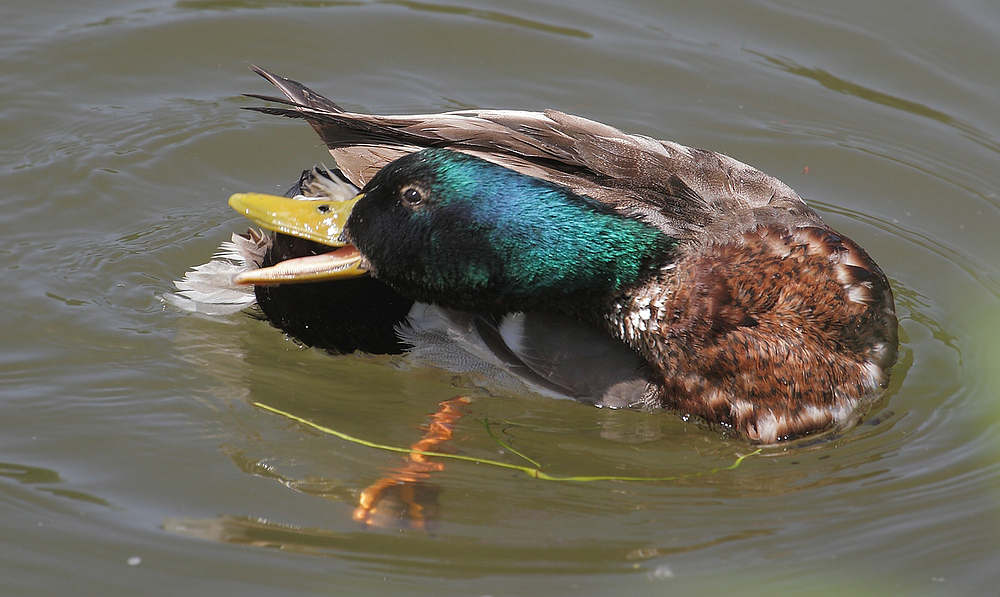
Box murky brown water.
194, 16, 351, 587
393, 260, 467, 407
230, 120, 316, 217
3, 0, 999, 595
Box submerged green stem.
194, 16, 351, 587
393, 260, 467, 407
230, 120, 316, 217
252, 402, 760, 482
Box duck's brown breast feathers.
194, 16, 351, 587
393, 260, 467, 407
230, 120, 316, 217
613, 224, 898, 443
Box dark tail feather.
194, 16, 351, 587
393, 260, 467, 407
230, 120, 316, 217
247, 64, 344, 113
242, 93, 303, 108
242, 105, 311, 120
244, 65, 415, 147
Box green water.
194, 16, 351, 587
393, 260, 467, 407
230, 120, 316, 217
2, 0, 999, 595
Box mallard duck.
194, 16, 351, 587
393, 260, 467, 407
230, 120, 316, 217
188, 66, 899, 444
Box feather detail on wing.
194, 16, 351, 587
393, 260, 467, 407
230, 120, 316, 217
398, 305, 649, 407
244, 65, 820, 240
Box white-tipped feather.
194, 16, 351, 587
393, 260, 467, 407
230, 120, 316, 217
302, 164, 360, 200
164, 231, 268, 315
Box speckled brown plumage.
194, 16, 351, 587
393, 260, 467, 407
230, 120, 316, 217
611, 225, 897, 443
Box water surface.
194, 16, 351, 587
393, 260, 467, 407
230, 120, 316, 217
2, 0, 999, 595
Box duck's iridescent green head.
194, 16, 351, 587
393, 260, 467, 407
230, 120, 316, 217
345, 148, 676, 315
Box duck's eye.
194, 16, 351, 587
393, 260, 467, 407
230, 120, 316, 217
316, 204, 331, 213
401, 187, 423, 206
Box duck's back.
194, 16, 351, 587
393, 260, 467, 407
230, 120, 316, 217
247, 66, 822, 243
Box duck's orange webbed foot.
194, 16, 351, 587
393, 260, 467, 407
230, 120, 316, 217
352, 396, 471, 530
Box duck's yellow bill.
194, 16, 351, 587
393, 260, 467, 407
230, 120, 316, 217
228, 192, 362, 246
228, 191, 368, 285
233, 245, 368, 286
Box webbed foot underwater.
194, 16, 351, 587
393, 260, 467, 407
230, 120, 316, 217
176, 66, 898, 445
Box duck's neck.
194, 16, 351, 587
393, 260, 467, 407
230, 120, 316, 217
482, 204, 675, 314
604, 224, 898, 444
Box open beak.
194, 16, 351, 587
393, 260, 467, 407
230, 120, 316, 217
228, 192, 368, 285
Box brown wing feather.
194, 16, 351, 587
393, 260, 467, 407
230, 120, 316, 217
245, 65, 820, 240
